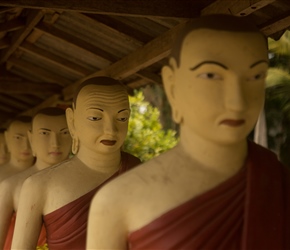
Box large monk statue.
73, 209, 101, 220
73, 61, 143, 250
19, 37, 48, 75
0, 107, 72, 249
0, 116, 34, 183
11, 77, 141, 249
0, 129, 10, 166
87, 14, 290, 249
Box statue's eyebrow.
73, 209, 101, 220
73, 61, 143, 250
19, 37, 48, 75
118, 109, 129, 113
38, 128, 51, 131
250, 60, 269, 68
86, 108, 103, 112
190, 61, 228, 71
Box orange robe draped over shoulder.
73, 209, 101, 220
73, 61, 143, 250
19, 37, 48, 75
44, 152, 140, 250
128, 141, 290, 250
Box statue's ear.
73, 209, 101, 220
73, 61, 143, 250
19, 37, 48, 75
66, 107, 75, 137
27, 130, 36, 157
162, 58, 177, 108
4, 130, 11, 153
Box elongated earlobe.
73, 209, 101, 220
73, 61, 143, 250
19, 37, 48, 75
162, 58, 183, 124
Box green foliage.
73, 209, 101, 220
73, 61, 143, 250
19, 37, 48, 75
123, 90, 178, 162
264, 31, 290, 166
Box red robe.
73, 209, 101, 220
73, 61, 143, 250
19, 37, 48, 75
4, 212, 46, 250
44, 152, 140, 250
128, 141, 290, 249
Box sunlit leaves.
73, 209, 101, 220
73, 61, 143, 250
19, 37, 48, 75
124, 90, 178, 162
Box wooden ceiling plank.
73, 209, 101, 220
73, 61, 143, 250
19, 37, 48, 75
0, 7, 16, 14
0, 99, 17, 112
8, 56, 73, 86
259, 13, 290, 36
127, 78, 149, 89
0, 66, 21, 80
87, 14, 154, 43
0, 0, 199, 18
135, 70, 162, 85
0, 38, 10, 49
0, 18, 25, 32
35, 23, 116, 64
76, 12, 144, 48
0, 9, 44, 64
0, 80, 61, 95
62, 21, 187, 100
20, 94, 61, 116
19, 41, 91, 77
201, 0, 276, 16
0, 94, 30, 110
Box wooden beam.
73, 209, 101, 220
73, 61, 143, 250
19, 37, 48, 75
0, 110, 16, 127
0, 9, 44, 64
75, 12, 144, 49
0, 94, 30, 110
127, 78, 150, 89
0, 66, 22, 80
0, 80, 61, 94
0, 18, 25, 32
19, 41, 91, 77
87, 14, 154, 43
20, 94, 61, 116
0, 0, 199, 18
35, 23, 116, 64
8, 56, 73, 86
0, 7, 16, 14
259, 12, 290, 37
62, 21, 187, 100
201, 0, 276, 16
0, 38, 10, 49
136, 70, 162, 85
0, 99, 18, 112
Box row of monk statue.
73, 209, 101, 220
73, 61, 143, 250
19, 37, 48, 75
0, 14, 289, 250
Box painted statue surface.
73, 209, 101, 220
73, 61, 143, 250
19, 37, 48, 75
0, 107, 72, 249
86, 15, 290, 250
11, 77, 141, 249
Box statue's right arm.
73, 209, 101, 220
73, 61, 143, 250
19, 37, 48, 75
11, 176, 44, 249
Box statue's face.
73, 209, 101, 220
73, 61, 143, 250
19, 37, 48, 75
72, 84, 130, 155
6, 121, 34, 161
0, 133, 9, 165
165, 29, 268, 145
30, 114, 71, 165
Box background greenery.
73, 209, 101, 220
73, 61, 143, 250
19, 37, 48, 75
123, 90, 178, 162
265, 30, 290, 166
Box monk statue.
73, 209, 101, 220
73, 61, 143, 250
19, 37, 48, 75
0, 116, 34, 184
0, 107, 72, 249
0, 129, 10, 166
11, 77, 141, 249
86, 14, 290, 249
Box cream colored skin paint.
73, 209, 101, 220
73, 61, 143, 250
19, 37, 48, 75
86, 24, 269, 249
0, 112, 72, 249
11, 82, 130, 249
0, 133, 10, 166
0, 121, 34, 184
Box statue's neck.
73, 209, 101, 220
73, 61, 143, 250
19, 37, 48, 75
178, 132, 248, 175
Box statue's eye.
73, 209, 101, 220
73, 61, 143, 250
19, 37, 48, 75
248, 72, 266, 81
117, 117, 129, 122
87, 116, 101, 121
197, 72, 222, 80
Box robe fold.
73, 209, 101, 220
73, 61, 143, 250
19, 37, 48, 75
128, 141, 290, 250
44, 152, 140, 250
4, 212, 46, 250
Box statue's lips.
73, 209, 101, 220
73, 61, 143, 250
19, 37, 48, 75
49, 152, 62, 156
101, 140, 116, 146
21, 151, 31, 156
220, 119, 245, 127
